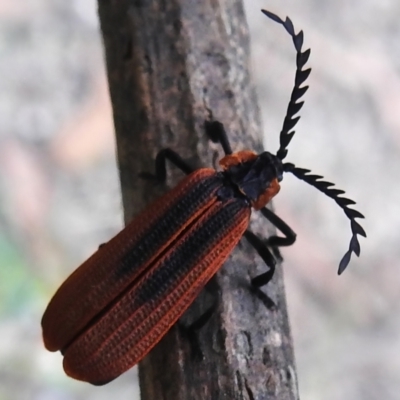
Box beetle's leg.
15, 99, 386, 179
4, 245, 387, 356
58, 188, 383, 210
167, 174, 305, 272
178, 278, 219, 361
140, 148, 194, 182
245, 208, 296, 287
260, 207, 297, 247
183, 302, 217, 361
244, 230, 277, 288
204, 120, 233, 156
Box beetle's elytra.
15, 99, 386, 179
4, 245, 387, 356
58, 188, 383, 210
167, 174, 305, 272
41, 9, 366, 385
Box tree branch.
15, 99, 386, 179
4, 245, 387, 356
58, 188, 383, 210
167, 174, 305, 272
98, 0, 299, 398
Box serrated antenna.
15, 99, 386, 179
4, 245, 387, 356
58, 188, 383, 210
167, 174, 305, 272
262, 9, 311, 160
284, 163, 367, 274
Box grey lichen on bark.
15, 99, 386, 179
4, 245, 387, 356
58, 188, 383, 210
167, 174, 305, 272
98, 0, 299, 399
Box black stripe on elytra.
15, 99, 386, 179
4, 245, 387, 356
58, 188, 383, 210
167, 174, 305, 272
59, 175, 224, 355
115, 173, 223, 279
132, 199, 248, 307
63, 201, 247, 374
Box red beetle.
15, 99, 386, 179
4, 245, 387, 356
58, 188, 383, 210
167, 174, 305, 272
42, 9, 365, 385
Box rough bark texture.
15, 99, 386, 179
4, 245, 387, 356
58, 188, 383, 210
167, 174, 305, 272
97, 0, 299, 399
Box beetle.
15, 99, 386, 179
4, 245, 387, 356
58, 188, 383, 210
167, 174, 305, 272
41, 9, 366, 385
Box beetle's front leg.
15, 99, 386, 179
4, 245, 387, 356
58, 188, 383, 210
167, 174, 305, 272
140, 148, 195, 182
245, 208, 296, 287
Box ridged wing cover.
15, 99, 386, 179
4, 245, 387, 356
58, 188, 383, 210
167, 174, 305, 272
42, 168, 222, 352
62, 196, 250, 384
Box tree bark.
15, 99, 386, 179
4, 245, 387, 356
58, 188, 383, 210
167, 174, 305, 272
98, 0, 299, 399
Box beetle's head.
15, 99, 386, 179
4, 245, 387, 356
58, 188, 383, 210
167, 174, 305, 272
221, 151, 283, 210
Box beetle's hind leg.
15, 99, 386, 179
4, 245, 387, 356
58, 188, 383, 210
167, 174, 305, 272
140, 148, 195, 182
178, 278, 219, 361
179, 302, 217, 361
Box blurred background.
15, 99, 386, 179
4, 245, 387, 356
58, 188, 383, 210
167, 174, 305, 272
0, 0, 397, 399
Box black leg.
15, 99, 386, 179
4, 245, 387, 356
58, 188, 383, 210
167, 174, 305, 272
260, 207, 297, 247
204, 120, 233, 156
244, 230, 277, 288
179, 302, 217, 362
186, 301, 217, 332
244, 208, 296, 288
178, 278, 219, 361
140, 148, 194, 182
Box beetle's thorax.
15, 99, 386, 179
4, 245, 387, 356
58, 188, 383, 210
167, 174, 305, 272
220, 151, 283, 210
